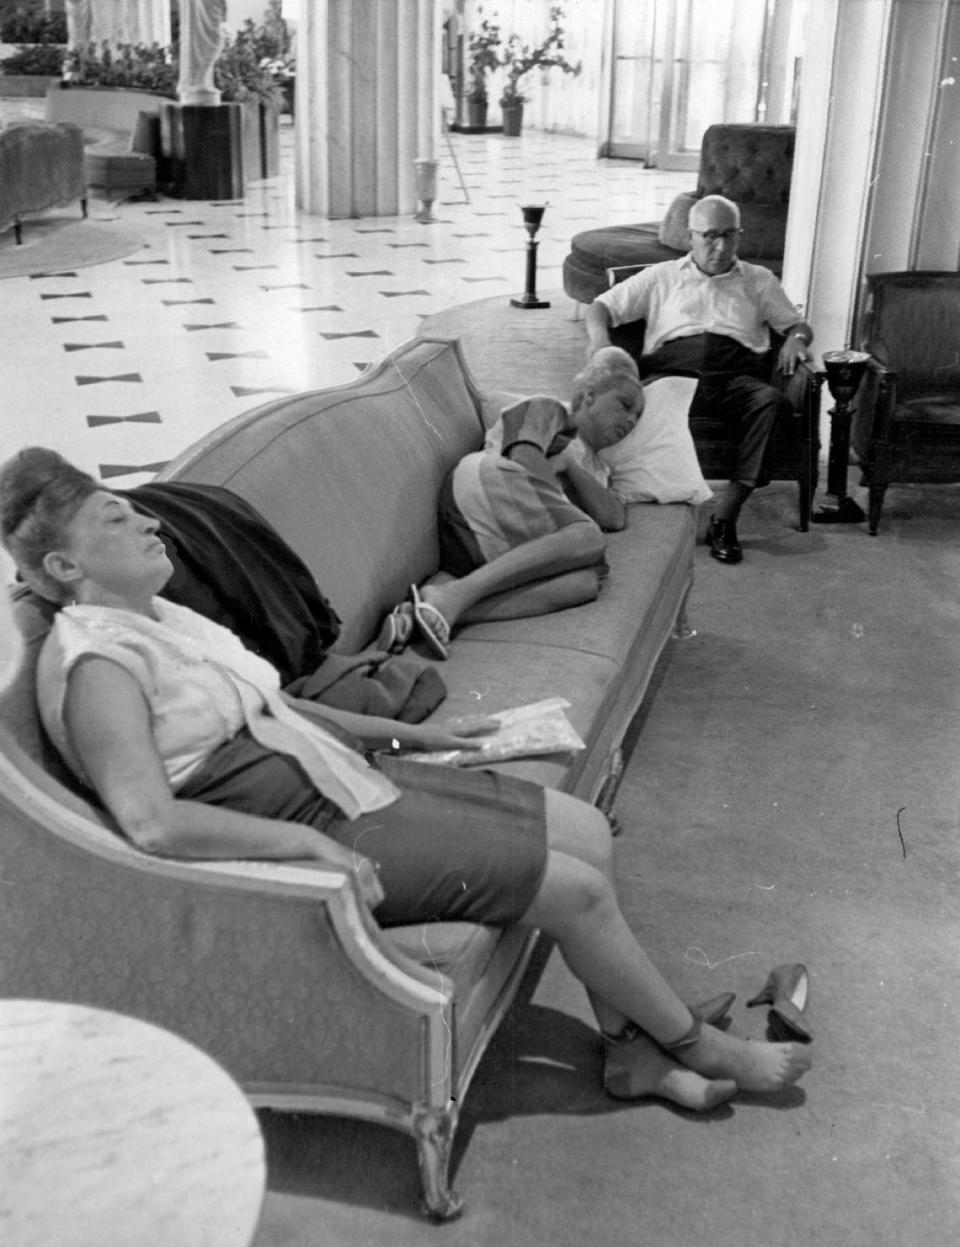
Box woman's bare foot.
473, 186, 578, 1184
375, 603, 414, 652
417, 581, 462, 630
678, 1023, 811, 1093
605, 1032, 737, 1111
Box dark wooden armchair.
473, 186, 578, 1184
852, 271, 960, 534
604, 264, 823, 531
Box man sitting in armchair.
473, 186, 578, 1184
584, 194, 813, 565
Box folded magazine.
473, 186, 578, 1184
405, 698, 585, 767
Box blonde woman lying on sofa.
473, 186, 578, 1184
0, 447, 810, 1109
381, 348, 711, 659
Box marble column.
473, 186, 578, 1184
67, 0, 171, 50
177, 0, 228, 106
781, 0, 889, 351
296, 0, 440, 218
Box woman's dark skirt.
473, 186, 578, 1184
178, 731, 548, 928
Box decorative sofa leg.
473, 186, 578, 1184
594, 746, 624, 835
673, 585, 696, 639
14, 216, 22, 246
81, 195, 88, 219
413, 1102, 463, 1221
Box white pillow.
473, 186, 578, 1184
598, 376, 713, 505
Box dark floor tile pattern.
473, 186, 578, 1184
76, 374, 143, 385
206, 351, 270, 360
64, 342, 124, 351
87, 411, 162, 427
99, 460, 168, 478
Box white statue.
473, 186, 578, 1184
178, 0, 228, 106
66, 0, 93, 51
67, 0, 171, 53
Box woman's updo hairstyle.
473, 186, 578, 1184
569, 346, 641, 417
0, 447, 100, 602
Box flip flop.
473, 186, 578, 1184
375, 604, 414, 654
410, 583, 450, 660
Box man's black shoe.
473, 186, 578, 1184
705, 514, 743, 564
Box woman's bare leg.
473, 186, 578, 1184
521, 848, 811, 1094
539, 794, 742, 1108
457, 568, 603, 624
417, 523, 606, 630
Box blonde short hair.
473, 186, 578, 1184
570, 347, 641, 416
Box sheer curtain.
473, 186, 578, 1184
454, 0, 781, 148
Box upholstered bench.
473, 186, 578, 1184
44, 84, 160, 196
563, 123, 795, 304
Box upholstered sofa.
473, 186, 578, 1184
563, 123, 796, 305
44, 84, 158, 195
0, 336, 696, 1219
0, 120, 86, 244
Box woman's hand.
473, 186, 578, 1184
394, 715, 500, 753
299, 844, 385, 910
351, 856, 385, 910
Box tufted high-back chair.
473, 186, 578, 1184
563, 123, 796, 305
657, 123, 795, 260
852, 271, 960, 533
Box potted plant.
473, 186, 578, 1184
61, 41, 178, 96
245, 0, 295, 116
213, 19, 285, 181
465, 8, 501, 130
498, 4, 580, 137
0, 5, 67, 93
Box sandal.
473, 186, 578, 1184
376, 604, 414, 654
410, 583, 450, 660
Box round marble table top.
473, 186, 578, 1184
0, 999, 265, 1247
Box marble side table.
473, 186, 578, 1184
0, 999, 266, 1247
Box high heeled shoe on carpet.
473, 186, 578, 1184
746, 963, 813, 1043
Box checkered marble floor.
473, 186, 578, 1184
1, 111, 689, 490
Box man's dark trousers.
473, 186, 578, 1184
640, 332, 792, 486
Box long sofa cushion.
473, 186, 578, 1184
157, 337, 488, 654
434, 501, 696, 794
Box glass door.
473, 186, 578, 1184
608, 0, 772, 168
607, 0, 663, 162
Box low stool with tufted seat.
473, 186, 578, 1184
563, 123, 795, 305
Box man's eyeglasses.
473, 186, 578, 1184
692, 228, 743, 244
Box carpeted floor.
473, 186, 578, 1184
250, 477, 960, 1247
247, 303, 960, 1246
421, 289, 587, 398
0, 211, 145, 279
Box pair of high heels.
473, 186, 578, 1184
678, 965, 814, 1046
